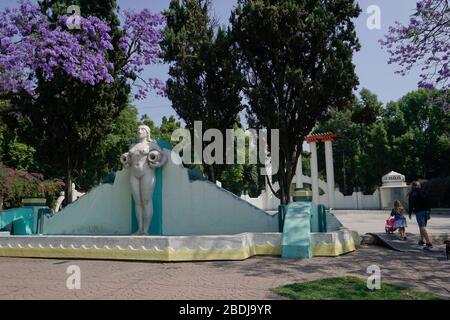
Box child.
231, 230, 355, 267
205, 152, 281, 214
391, 200, 408, 241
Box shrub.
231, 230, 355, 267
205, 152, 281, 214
0, 162, 63, 209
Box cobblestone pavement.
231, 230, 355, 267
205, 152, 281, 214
0, 245, 449, 299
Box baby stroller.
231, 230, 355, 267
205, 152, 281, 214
385, 217, 397, 234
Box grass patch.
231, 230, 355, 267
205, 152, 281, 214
271, 276, 442, 300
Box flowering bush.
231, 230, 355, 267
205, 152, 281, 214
0, 162, 63, 209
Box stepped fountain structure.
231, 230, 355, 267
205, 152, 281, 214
0, 129, 358, 261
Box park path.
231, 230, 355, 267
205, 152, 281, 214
333, 211, 450, 235
0, 246, 448, 299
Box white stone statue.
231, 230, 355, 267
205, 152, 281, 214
121, 125, 167, 235
54, 183, 85, 212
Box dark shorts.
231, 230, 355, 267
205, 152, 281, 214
416, 211, 428, 228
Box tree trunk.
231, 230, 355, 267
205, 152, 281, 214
207, 164, 216, 183
64, 157, 73, 207
278, 170, 291, 205
342, 150, 347, 194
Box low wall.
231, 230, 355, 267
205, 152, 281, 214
243, 188, 382, 210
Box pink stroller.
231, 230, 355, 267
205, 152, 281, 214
385, 217, 397, 234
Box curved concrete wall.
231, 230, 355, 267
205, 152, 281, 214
43, 148, 278, 236
161, 151, 278, 235
43, 170, 132, 234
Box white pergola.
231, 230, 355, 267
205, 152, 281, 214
297, 132, 336, 207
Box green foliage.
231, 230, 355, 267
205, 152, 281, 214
219, 164, 244, 195
0, 100, 38, 172
384, 90, 450, 180
162, 0, 243, 183
315, 108, 359, 194
354, 123, 391, 193
351, 88, 383, 125
140, 114, 181, 142
140, 114, 161, 138
217, 125, 264, 197
0, 117, 5, 160
420, 177, 450, 208
3, 141, 36, 172
79, 105, 139, 188
158, 116, 182, 142
231, 0, 361, 203
271, 276, 441, 300
316, 89, 449, 194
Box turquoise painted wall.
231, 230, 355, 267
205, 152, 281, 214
161, 151, 278, 236
281, 202, 312, 259
0, 207, 35, 235
42, 142, 277, 236
310, 204, 327, 233
43, 170, 132, 234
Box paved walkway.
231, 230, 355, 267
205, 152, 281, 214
333, 211, 450, 235
0, 245, 449, 299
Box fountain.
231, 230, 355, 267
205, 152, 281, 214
0, 136, 358, 261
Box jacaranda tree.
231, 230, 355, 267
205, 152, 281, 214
380, 0, 449, 111
0, 0, 165, 204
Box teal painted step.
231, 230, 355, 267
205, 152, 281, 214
281, 202, 312, 259
310, 204, 327, 233
0, 207, 35, 235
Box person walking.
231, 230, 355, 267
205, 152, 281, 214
408, 181, 432, 249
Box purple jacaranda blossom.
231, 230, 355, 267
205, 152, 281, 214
0, 0, 114, 94
118, 9, 166, 99
380, 0, 449, 110
0, 0, 165, 99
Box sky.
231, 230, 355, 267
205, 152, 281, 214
0, 0, 422, 124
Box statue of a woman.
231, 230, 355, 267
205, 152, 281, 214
121, 125, 167, 235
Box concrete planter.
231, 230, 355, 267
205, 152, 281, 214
293, 190, 313, 202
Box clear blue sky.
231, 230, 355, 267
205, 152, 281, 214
1, 0, 421, 124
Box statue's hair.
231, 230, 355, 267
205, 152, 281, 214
138, 125, 152, 142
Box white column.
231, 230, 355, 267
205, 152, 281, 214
310, 141, 319, 204
295, 154, 303, 189
325, 140, 335, 208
